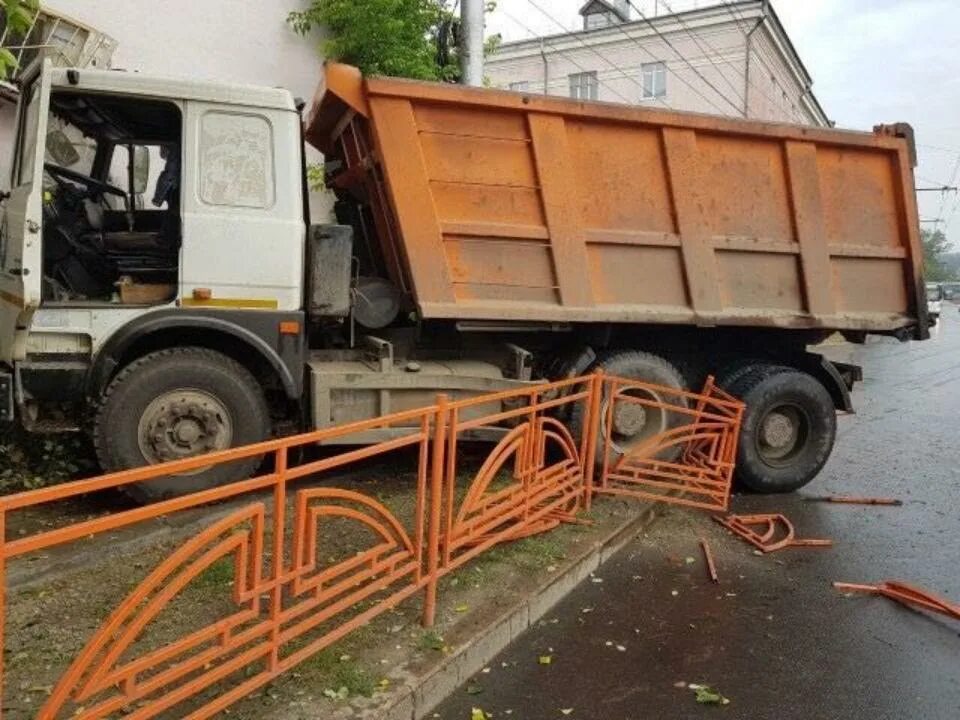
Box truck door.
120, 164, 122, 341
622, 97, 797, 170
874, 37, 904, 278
0, 61, 50, 364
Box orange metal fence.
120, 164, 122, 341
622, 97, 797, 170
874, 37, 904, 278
0, 372, 741, 719
595, 376, 743, 512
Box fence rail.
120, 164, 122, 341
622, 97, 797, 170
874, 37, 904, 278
0, 372, 741, 719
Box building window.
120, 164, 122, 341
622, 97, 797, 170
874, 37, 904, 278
509, 81, 530, 92
585, 11, 616, 29
569, 71, 599, 101
641, 62, 667, 100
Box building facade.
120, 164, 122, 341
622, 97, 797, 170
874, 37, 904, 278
0, 0, 331, 216
487, 0, 829, 127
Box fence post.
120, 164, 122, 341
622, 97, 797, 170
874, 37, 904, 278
0, 509, 5, 719
582, 370, 604, 512
423, 394, 449, 628
269, 446, 288, 670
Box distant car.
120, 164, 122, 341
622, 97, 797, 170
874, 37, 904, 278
926, 283, 944, 321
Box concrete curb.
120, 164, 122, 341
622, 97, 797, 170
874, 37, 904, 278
363, 502, 662, 720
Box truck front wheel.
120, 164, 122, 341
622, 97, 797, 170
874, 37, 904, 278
93, 347, 271, 503
725, 365, 836, 494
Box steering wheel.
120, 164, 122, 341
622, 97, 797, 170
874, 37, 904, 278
44, 162, 127, 200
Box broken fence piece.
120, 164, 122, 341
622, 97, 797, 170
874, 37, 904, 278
699, 539, 719, 583
713, 513, 833, 553
833, 581, 960, 622
804, 495, 903, 506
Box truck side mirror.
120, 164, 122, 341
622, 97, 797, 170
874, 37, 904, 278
46, 130, 80, 167
132, 146, 150, 195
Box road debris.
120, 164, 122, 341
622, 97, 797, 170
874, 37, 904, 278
714, 513, 833, 553
688, 683, 731, 705
699, 539, 719, 583
805, 495, 903, 506
833, 580, 960, 622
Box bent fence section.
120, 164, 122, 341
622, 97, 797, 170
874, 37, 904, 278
0, 373, 742, 719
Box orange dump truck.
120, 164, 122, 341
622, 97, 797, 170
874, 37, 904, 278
306, 63, 927, 493
0, 61, 925, 501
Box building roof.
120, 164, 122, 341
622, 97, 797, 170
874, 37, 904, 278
578, 1, 629, 23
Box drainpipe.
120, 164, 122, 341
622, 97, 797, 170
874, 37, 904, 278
743, 9, 766, 118
540, 38, 549, 95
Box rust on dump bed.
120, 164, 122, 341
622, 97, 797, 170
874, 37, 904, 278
306, 63, 927, 339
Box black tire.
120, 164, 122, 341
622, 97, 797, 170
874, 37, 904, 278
725, 364, 836, 494
93, 347, 271, 503
571, 350, 688, 465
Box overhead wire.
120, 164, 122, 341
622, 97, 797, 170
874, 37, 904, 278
499, 7, 637, 105
524, 0, 742, 116
622, 0, 743, 115
712, 0, 817, 123
653, 0, 748, 110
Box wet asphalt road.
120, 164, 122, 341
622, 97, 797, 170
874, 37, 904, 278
434, 308, 960, 720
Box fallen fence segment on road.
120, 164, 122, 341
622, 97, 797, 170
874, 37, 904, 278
699, 539, 719, 583
714, 513, 834, 553
804, 495, 903, 506
833, 581, 960, 622
0, 372, 742, 719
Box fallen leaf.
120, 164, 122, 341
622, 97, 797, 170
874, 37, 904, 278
467, 683, 484, 695
561, 709, 574, 716
685, 556, 696, 564
538, 655, 553, 665
691, 684, 730, 706
472, 708, 490, 720
455, 604, 469, 613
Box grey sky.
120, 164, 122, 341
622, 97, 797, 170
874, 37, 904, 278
488, 0, 960, 247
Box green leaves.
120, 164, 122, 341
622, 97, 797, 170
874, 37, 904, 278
287, 0, 444, 81
287, 0, 501, 83
0, 0, 40, 79
690, 684, 731, 706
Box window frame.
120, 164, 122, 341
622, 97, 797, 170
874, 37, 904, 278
641, 61, 667, 100
568, 71, 599, 101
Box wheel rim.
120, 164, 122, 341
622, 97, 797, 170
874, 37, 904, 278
137, 389, 234, 474
755, 403, 810, 468
602, 385, 669, 456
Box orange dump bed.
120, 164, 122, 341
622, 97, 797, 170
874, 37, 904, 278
306, 64, 927, 338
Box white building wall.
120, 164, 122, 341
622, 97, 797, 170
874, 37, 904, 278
1, 0, 334, 219
487, 8, 826, 127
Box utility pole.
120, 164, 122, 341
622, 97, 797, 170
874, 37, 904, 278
460, 0, 484, 87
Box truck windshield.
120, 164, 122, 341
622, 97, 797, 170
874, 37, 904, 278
926, 286, 943, 301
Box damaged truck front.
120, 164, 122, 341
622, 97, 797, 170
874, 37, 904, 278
0, 61, 927, 500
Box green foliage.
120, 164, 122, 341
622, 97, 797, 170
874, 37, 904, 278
0, 0, 39, 79
921, 228, 958, 282
0, 427, 96, 493
288, 0, 500, 82
289, 0, 446, 80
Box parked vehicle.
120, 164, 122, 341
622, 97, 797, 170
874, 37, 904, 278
926, 283, 944, 321
0, 61, 928, 500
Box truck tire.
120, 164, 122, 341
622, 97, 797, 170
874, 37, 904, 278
724, 364, 836, 494
571, 350, 688, 465
93, 347, 271, 503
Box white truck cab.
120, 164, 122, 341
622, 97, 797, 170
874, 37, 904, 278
0, 61, 311, 491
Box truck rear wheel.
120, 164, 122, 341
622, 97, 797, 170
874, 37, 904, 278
572, 350, 688, 466
724, 364, 836, 494
93, 347, 271, 503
